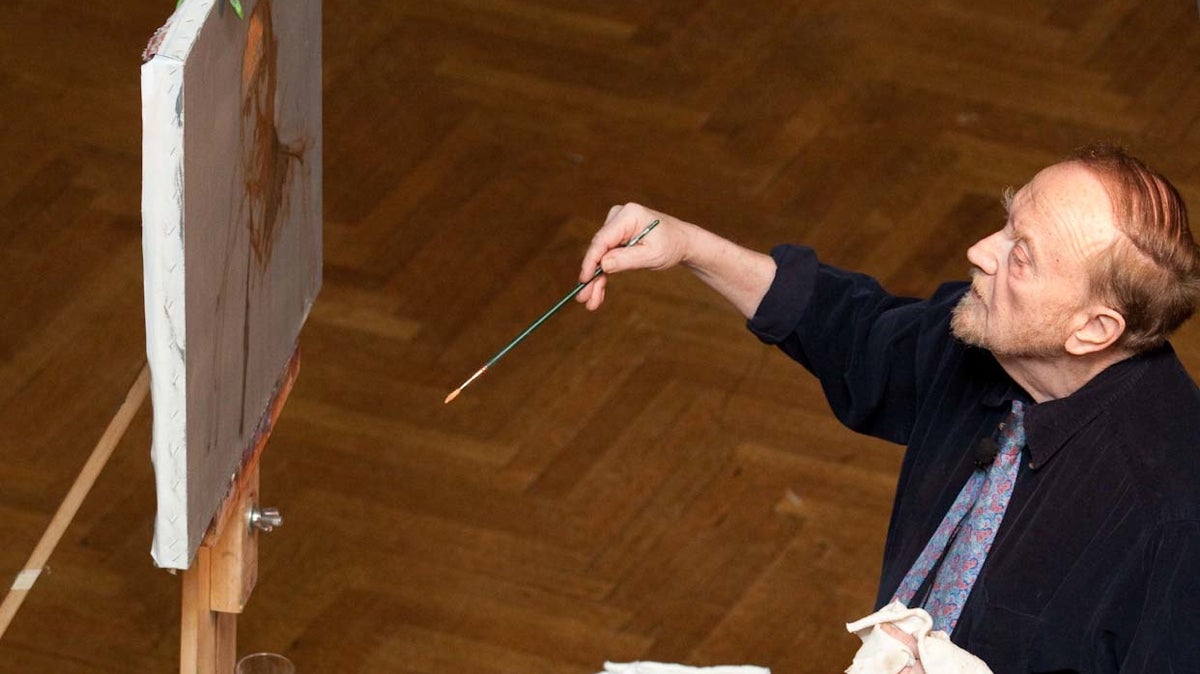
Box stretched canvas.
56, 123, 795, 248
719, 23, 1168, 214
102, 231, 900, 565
141, 0, 321, 569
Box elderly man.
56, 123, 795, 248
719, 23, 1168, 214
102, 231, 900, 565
578, 145, 1200, 672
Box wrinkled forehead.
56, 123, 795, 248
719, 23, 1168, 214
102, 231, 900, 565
1016, 162, 1120, 259
1023, 162, 1112, 213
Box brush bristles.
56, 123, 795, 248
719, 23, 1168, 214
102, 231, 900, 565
444, 365, 488, 404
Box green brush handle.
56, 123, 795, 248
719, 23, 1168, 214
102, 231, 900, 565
482, 218, 660, 370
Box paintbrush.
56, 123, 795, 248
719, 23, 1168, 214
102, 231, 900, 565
445, 219, 661, 404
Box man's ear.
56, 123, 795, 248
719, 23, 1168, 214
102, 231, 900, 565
1066, 306, 1126, 355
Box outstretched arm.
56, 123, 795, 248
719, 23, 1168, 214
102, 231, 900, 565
576, 203, 776, 318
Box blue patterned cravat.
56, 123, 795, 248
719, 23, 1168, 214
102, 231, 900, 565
892, 400, 1026, 632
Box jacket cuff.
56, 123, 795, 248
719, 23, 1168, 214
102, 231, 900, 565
747, 244, 819, 344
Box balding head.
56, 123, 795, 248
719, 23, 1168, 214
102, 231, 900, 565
1069, 144, 1200, 351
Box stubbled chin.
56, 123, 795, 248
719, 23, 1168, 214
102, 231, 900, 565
950, 293, 986, 347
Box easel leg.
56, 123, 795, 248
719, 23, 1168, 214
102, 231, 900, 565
181, 461, 261, 674
216, 613, 238, 669
181, 546, 226, 673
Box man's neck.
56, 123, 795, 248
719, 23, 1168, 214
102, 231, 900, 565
997, 349, 1134, 403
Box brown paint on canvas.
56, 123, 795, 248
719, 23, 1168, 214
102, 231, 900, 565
238, 0, 308, 434
241, 0, 304, 273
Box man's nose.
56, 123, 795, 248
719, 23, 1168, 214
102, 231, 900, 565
966, 231, 1002, 276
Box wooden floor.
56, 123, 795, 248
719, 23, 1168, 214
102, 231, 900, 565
3, 0, 1200, 671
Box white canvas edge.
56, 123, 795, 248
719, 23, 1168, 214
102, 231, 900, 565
141, 0, 220, 571
141, 53, 191, 569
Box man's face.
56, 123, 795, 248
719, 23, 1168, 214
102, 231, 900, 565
951, 162, 1120, 358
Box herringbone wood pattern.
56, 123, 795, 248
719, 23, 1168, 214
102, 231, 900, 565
2, 1, 1199, 671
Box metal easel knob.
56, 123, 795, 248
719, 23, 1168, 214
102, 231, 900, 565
249, 506, 283, 533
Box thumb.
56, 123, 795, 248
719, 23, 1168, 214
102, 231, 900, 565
599, 244, 658, 274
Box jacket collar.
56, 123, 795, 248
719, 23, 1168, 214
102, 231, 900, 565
981, 347, 1162, 469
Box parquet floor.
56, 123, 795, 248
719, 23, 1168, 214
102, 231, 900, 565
3, 1, 1200, 671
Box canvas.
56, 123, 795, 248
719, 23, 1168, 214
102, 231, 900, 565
141, 0, 321, 570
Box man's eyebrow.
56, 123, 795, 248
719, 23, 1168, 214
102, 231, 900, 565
1000, 185, 1040, 263
1001, 185, 1016, 213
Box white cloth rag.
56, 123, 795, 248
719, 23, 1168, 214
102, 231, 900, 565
600, 662, 769, 674
844, 601, 993, 674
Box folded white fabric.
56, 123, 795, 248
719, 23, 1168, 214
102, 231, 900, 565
844, 601, 992, 674
599, 661, 769, 674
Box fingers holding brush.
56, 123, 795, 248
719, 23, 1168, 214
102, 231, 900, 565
577, 203, 690, 310
585, 203, 687, 274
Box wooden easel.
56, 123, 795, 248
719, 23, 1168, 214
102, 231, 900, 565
180, 348, 301, 674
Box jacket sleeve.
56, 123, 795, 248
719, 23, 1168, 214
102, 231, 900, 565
747, 244, 967, 445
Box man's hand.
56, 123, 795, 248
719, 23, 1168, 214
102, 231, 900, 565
880, 624, 926, 674
576, 203, 692, 311
576, 203, 776, 317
